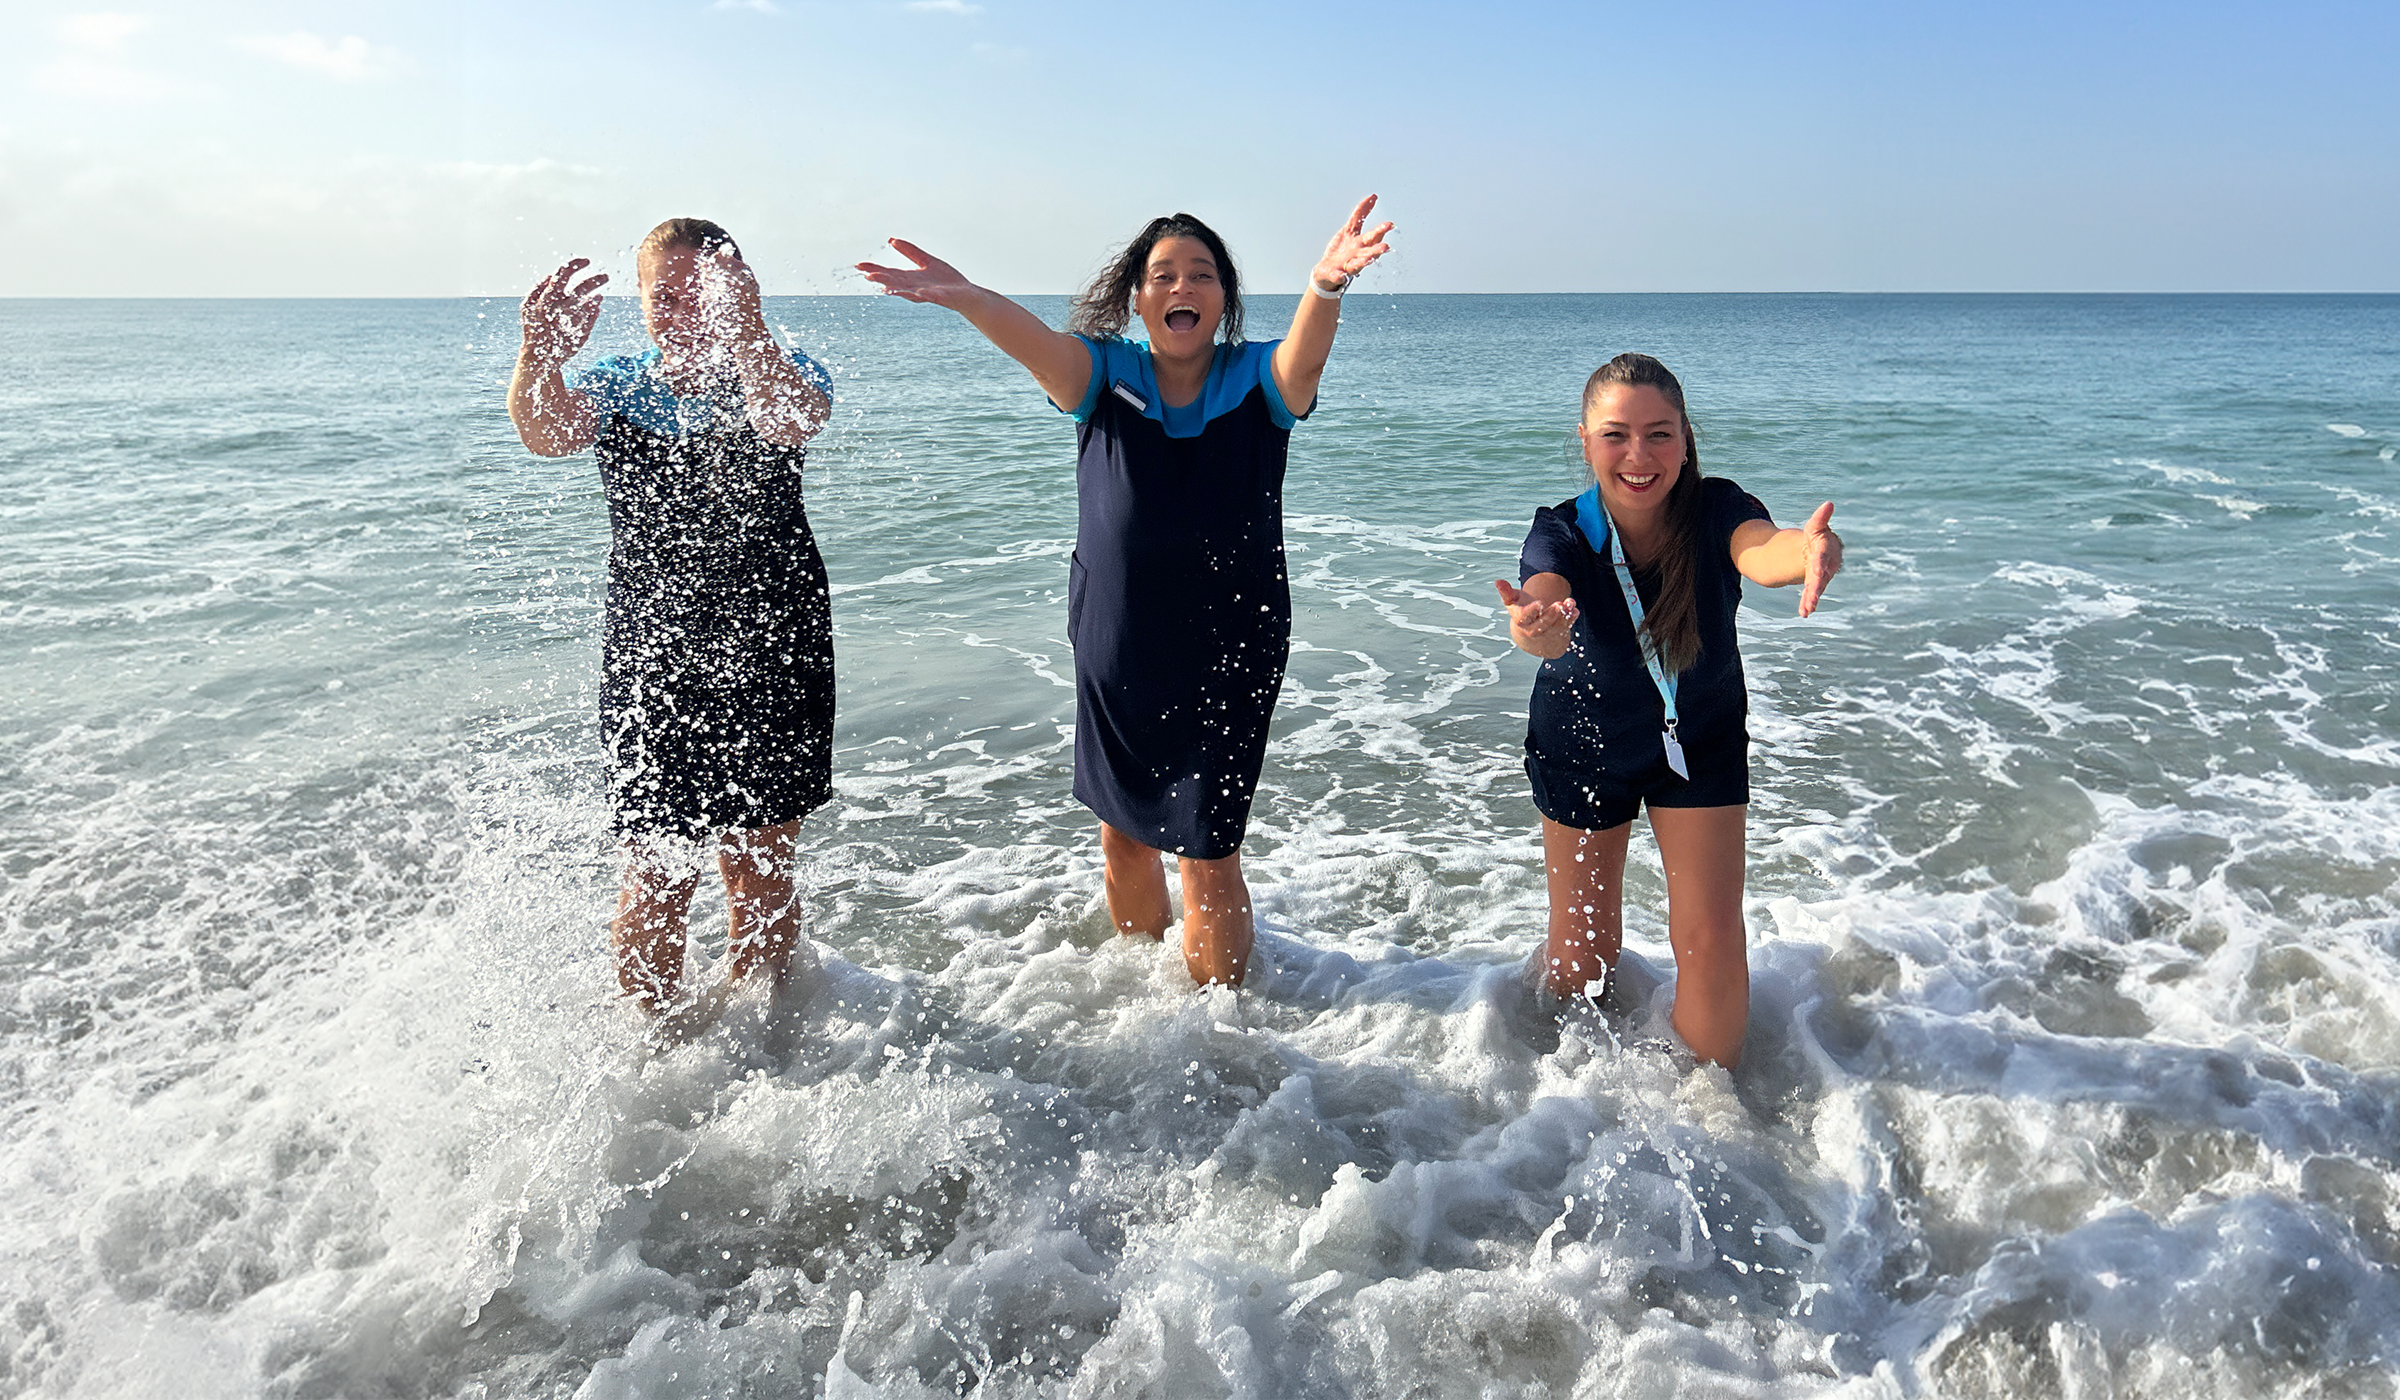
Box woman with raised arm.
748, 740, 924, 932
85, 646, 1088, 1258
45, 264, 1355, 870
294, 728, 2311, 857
1494, 353, 1843, 1067
858, 197, 1393, 988
509, 218, 836, 1031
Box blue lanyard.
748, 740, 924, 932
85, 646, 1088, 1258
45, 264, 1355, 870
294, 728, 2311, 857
1572, 486, 1690, 778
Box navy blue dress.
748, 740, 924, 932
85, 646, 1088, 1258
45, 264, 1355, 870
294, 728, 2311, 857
1518, 477, 1771, 828
1063, 337, 1305, 860
570, 348, 837, 840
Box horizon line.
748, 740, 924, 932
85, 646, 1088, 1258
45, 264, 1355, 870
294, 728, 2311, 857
5, 289, 2398, 301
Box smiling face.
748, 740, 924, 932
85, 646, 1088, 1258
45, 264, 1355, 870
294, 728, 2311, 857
1134, 236, 1225, 357
1579, 383, 1689, 521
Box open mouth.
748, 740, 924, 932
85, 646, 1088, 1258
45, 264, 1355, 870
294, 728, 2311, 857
1620, 473, 1661, 490
1164, 305, 1202, 333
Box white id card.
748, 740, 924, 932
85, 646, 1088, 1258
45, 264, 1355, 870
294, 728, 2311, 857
1662, 729, 1690, 780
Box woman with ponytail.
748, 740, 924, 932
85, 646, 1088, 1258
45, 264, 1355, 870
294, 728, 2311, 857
1494, 353, 1842, 1066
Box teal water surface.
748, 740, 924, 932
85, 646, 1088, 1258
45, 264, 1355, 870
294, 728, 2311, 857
2, 294, 2396, 1397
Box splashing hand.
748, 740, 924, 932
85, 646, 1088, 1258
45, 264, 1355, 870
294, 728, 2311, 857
1310, 195, 1395, 294
1797, 502, 1843, 617
1496, 579, 1579, 659
697, 244, 770, 348
520, 258, 607, 368
857, 239, 978, 308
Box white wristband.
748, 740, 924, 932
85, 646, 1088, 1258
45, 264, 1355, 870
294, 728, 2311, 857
1309, 274, 1349, 300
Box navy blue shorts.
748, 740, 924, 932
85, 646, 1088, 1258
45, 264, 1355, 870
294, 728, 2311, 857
1526, 739, 1749, 832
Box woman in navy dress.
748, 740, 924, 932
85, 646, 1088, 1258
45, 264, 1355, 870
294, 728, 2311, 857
509, 218, 835, 1024
859, 198, 1394, 986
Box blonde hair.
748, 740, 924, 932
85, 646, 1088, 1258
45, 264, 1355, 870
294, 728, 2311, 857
639, 217, 740, 264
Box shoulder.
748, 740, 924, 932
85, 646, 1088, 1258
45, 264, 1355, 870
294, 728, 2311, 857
1519, 499, 1588, 577
1218, 338, 1277, 376
568, 353, 647, 396
1530, 497, 1583, 531
1223, 338, 1301, 426
784, 347, 833, 395
1067, 335, 1144, 422
1700, 476, 1771, 531
1078, 334, 1147, 376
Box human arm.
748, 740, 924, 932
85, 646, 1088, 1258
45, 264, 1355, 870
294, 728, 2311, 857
1730, 501, 1844, 617
508, 258, 607, 457
1495, 575, 1581, 659
857, 240, 1093, 412
700, 247, 830, 447
1270, 195, 1395, 417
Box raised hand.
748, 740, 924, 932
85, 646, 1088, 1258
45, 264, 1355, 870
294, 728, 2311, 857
856, 239, 979, 308
521, 258, 607, 368
1311, 194, 1396, 294
697, 244, 770, 346
1796, 502, 1844, 618
1496, 579, 1581, 659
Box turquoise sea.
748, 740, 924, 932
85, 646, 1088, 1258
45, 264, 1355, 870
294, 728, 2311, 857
3, 292, 2397, 1397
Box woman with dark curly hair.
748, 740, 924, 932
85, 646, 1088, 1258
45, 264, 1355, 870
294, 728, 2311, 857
859, 198, 1392, 987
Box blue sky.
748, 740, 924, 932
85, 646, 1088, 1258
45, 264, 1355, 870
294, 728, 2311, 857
3, 0, 2394, 295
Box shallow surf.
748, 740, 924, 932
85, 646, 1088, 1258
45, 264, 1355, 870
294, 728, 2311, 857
3, 293, 2397, 1397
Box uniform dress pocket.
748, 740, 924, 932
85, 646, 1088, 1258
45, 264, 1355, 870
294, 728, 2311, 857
1067, 552, 1088, 644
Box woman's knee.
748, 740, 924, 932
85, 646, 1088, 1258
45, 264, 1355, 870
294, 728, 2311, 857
1099, 822, 1162, 863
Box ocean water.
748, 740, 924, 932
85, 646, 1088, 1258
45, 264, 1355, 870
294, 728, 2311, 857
2, 291, 2396, 1398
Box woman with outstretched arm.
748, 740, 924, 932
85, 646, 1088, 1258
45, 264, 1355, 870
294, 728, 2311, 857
859, 197, 1393, 988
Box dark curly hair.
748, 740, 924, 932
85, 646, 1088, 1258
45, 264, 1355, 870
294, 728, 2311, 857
1067, 213, 1243, 344
1584, 353, 1707, 675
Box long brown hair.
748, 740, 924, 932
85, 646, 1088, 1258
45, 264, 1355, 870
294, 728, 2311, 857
1067, 213, 1245, 344
1584, 353, 1706, 675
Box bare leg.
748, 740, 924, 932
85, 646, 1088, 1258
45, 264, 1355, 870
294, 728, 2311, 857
721, 818, 808, 987
1100, 822, 1173, 940
1649, 804, 1750, 1067
614, 854, 702, 1012
1540, 816, 1632, 1000
1178, 852, 1253, 987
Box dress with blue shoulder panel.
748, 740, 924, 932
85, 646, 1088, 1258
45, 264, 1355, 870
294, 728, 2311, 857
1516, 476, 1771, 828
1063, 336, 1305, 860
568, 347, 838, 840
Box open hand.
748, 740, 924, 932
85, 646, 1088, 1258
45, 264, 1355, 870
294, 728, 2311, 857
520, 258, 607, 367
856, 239, 976, 307
1496, 579, 1580, 658
1797, 502, 1843, 617
1311, 195, 1395, 294
697, 244, 770, 346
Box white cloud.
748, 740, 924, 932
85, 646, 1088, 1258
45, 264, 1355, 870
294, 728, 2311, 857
32, 56, 199, 100
907, 0, 984, 14
53, 13, 147, 50
37, 12, 204, 101
230, 31, 393, 82
0, 135, 642, 295
712, 0, 781, 12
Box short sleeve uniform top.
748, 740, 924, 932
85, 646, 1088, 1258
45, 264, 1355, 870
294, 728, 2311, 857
1062, 336, 1305, 860
568, 347, 838, 839
1517, 477, 1771, 802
